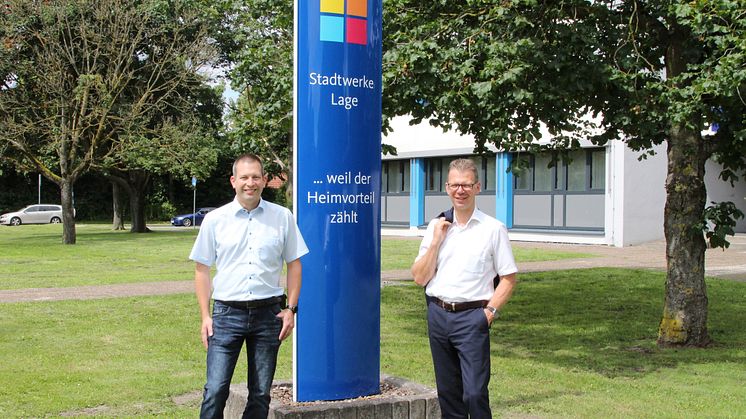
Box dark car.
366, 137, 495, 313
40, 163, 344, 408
171, 207, 216, 227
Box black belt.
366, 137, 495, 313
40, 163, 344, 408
217, 295, 286, 310
429, 296, 488, 312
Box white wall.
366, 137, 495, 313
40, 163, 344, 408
382, 115, 603, 158
619, 143, 668, 246
382, 116, 479, 159
705, 160, 746, 233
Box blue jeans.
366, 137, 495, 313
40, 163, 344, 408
200, 300, 283, 419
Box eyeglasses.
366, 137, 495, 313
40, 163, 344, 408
445, 183, 476, 191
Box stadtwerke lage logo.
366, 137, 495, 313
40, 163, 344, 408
319, 0, 367, 45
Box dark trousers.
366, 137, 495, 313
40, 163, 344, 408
427, 296, 492, 419
200, 300, 283, 419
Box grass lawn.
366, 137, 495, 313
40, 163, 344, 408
2, 268, 745, 417
0, 224, 593, 290
381, 237, 594, 270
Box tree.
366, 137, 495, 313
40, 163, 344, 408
100, 82, 224, 233
220, 0, 295, 201
383, 0, 745, 347
0, 0, 219, 243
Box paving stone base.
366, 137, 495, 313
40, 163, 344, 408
225, 374, 440, 419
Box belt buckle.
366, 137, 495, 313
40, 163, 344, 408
450, 302, 456, 312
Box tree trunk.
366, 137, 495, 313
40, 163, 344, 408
658, 124, 710, 347
128, 171, 151, 233
129, 187, 149, 233
60, 179, 77, 244
112, 181, 125, 230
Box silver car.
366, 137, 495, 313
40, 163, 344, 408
0, 204, 66, 226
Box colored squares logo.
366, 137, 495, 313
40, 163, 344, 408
320, 15, 344, 43
347, 0, 366, 17
320, 0, 344, 14
346, 18, 366, 45
319, 0, 367, 45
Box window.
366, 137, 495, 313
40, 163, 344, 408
590, 149, 605, 190
533, 153, 553, 192
566, 150, 586, 191
440, 158, 453, 186
382, 160, 409, 193
484, 157, 496, 191
555, 159, 566, 190
402, 163, 411, 192
466, 156, 496, 191
425, 158, 443, 191
513, 155, 531, 191
512, 148, 606, 231
514, 148, 605, 192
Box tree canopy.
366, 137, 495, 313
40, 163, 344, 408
383, 0, 745, 346
0, 0, 222, 242
221, 0, 294, 181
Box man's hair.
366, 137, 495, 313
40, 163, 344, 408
232, 153, 264, 177
448, 158, 479, 182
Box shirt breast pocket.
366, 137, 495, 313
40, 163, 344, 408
462, 247, 489, 274
259, 236, 283, 267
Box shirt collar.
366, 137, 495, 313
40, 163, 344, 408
230, 197, 266, 215
455, 207, 485, 227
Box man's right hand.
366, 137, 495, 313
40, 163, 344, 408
411, 217, 452, 286
432, 217, 452, 245
201, 317, 213, 349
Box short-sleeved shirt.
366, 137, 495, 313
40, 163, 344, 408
416, 208, 517, 302
189, 198, 309, 301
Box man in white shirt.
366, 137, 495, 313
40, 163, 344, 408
190, 153, 308, 419
412, 158, 518, 419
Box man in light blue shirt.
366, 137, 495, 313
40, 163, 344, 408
190, 153, 308, 419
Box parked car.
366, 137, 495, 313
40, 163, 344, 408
0, 204, 68, 226
171, 207, 216, 227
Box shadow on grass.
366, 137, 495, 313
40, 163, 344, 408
383, 268, 746, 379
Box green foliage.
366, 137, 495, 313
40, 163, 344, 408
384, 1, 744, 155
218, 0, 295, 178
145, 183, 178, 221
698, 201, 745, 249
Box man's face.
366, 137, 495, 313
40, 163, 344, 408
230, 160, 266, 209
446, 168, 481, 212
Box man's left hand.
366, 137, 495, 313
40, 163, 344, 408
483, 308, 495, 327
277, 309, 295, 341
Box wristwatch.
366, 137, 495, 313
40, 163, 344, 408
286, 305, 298, 314
485, 305, 499, 318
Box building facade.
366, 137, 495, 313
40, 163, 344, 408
382, 116, 746, 247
